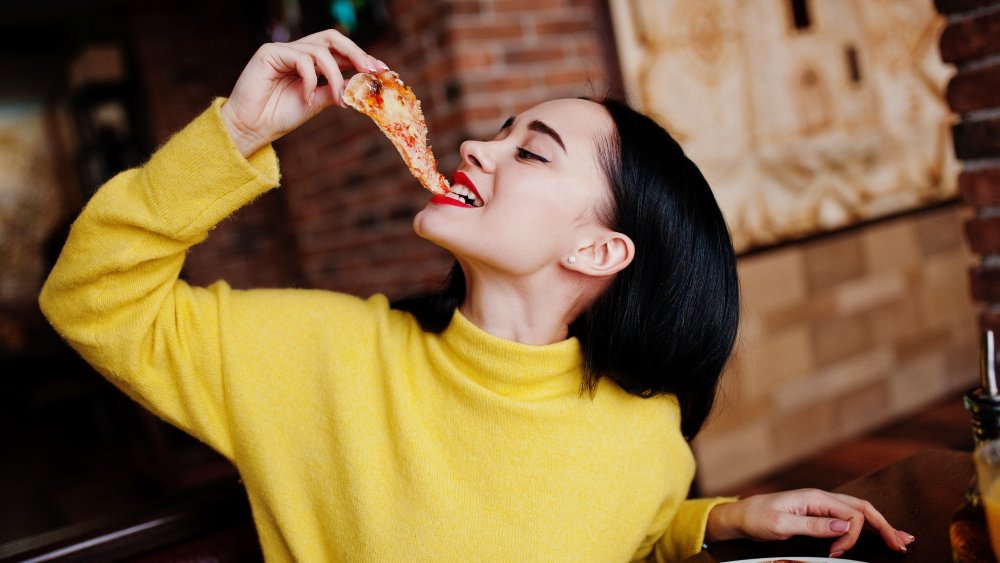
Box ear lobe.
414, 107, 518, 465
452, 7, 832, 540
565, 232, 635, 277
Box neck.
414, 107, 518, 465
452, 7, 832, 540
457, 264, 594, 345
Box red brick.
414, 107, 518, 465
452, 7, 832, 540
408, 3, 448, 35
504, 46, 566, 65
475, 76, 535, 91
449, 23, 524, 41
960, 167, 1000, 206
390, 0, 418, 13
981, 308, 1000, 334
953, 118, 1000, 160
970, 266, 1000, 301
947, 63, 1000, 113
935, 0, 1000, 15
575, 41, 603, 58
444, 0, 481, 15
462, 105, 506, 122
543, 69, 593, 87
421, 59, 458, 83
940, 9, 1000, 64
535, 19, 592, 36
966, 216, 1000, 253
495, 0, 566, 11
452, 50, 494, 71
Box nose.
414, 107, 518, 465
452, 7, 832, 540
459, 139, 496, 173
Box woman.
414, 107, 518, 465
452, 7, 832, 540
40, 30, 913, 561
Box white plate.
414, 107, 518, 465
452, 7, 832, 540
722, 558, 867, 563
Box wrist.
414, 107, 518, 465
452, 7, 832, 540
705, 500, 746, 543
219, 101, 266, 157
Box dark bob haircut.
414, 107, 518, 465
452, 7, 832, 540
393, 98, 740, 440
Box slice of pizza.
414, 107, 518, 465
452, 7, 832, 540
343, 70, 450, 195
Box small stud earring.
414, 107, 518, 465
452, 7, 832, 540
567, 256, 577, 264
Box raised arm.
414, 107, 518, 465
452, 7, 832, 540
39, 30, 385, 458
220, 29, 388, 157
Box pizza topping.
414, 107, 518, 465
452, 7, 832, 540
343, 70, 450, 195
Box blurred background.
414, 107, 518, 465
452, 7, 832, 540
0, 0, 996, 559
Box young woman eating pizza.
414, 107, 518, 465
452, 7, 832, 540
40, 29, 914, 562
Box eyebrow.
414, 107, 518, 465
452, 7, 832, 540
499, 116, 567, 154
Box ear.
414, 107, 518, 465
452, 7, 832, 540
565, 231, 635, 277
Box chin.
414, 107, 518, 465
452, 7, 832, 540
412, 208, 433, 240
417, 216, 487, 269
412, 210, 454, 250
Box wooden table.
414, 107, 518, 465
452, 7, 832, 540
685, 448, 978, 563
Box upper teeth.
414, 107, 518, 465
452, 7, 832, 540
447, 183, 484, 207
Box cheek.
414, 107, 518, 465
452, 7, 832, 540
411, 205, 458, 245
495, 194, 586, 250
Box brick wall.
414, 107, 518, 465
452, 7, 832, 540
937, 0, 1000, 334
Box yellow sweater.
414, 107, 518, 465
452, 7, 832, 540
39, 99, 729, 562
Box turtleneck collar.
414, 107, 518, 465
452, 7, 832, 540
433, 308, 584, 400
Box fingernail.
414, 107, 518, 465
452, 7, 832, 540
830, 519, 850, 533
308, 91, 316, 106
376, 58, 389, 71
829, 551, 844, 559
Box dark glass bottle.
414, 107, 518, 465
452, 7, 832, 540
950, 330, 1000, 563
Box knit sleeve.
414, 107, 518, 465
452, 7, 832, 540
38, 98, 280, 460
633, 496, 738, 562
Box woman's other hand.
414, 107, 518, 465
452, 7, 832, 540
705, 489, 915, 558
220, 29, 389, 157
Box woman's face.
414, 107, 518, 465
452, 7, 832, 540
413, 98, 615, 276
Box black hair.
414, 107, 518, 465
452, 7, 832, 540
392, 98, 740, 440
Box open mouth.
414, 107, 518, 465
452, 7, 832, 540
441, 171, 484, 207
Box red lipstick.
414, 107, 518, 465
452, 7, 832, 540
429, 170, 483, 207
430, 194, 471, 207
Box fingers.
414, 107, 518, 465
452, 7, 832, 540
771, 512, 854, 540
293, 30, 390, 107
798, 491, 865, 555
257, 43, 320, 105
761, 489, 911, 558
285, 42, 347, 107
298, 29, 389, 74
828, 493, 915, 554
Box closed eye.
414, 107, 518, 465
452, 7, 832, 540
516, 147, 550, 163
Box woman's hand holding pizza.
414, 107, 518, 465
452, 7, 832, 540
705, 489, 915, 558
220, 29, 388, 157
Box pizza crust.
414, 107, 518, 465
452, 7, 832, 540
343, 70, 450, 195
